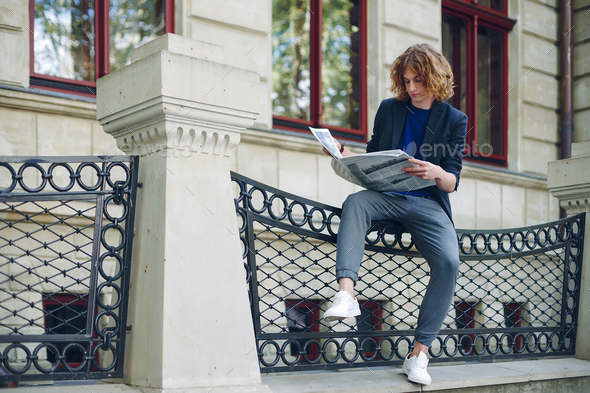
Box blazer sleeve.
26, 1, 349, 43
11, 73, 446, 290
366, 101, 387, 154
439, 111, 468, 192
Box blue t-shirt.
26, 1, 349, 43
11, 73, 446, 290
393, 102, 432, 198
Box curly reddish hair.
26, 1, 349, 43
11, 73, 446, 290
389, 43, 455, 102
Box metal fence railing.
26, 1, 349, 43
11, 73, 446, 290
0, 156, 138, 382
231, 171, 585, 373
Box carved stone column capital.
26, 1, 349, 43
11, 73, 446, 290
548, 147, 590, 215
97, 34, 260, 157
549, 187, 590, 215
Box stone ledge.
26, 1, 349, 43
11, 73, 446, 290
0, 85, 97, 119
3, 359, 589, 393
0, 383, 134, 393
0, 383, 273, 393
260, 358, 590, 393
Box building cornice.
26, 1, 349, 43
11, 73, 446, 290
461, 164, 548, 190
0, 85, 97, 119
243, 128, 550, 191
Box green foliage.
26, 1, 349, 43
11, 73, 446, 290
33, 0, 165, 80
321, 0, 359, 128
109, 0, 165, 72
34, 0, 95, 81
272, 0, 311, 120
271, 0, 360, 129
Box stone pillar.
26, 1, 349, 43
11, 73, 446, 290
548, 140, 590, 360
97, 34, 270, 392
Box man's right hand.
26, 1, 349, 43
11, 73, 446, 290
322, 137, 342, 157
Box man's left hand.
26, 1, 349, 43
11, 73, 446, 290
403, 157, 443, 180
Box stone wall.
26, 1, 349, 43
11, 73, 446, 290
186, 0, 562, 229
0, 0, 584, 386
0, 0, 568, 230
178, 0, 273, 129
517, 0, 560, 175
573, 0, 590, 142
0, 89, 116, 157
0, 0, 28, 88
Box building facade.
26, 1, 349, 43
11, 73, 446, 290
0, 0, 589, 378
1, 0, 589, 228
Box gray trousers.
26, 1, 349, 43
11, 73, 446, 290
336, 190, 460, 347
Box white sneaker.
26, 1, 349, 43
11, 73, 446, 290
323, 291, 361, 322
402, 352, 431, 385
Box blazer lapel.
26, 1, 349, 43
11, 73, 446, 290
390, 101, 407, 150
422, 100, 444, 147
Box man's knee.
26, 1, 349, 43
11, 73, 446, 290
343, 191, 373, 211
438, 255, 460, 276
344, 191, 365, 205
428, 250, 460, 276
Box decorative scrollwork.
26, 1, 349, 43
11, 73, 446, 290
0, 156, 138, 381
231, 171, 585, 372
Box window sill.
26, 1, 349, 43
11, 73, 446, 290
0, 84, 97, 119
461, 160, 548, 190
244, 126, 367, 154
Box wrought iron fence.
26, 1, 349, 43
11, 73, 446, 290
0, 156, 138, 382
231, 171, 585, 373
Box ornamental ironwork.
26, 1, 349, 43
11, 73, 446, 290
0, 156, 138, 382
232, 171, 585, 372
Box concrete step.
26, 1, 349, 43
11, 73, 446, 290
261, 358, 590, 393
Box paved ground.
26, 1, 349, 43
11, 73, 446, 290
4, 358, 590, 393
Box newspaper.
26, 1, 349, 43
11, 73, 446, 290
309, 127, 436, 192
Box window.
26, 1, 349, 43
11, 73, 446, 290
43, 294, 90, 370
356, 300, 382, 358
504, 302, 525, 351
458, 0, 505, 13
271, 0, 367, 141
30, 0, 174, 95
454, 300, 477, 354
285, 299, 321, 360
442, 0, 515, 166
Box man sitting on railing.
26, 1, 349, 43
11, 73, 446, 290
322, 43, 468, 386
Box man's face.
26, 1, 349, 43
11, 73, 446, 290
403, 68, 434, 109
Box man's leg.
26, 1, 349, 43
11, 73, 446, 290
325, 190, 410, 321
398, 196, 459, 386
335, 190, 408, 284
403, 197, 460, 353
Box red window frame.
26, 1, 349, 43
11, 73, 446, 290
455, 300, 477, 355
43, 294, 98, 371
456, 0, 508, 15
442, 0, 515, 167
504, 302, 524, 351
285, 299, 321, 361
272, 0, 368, 142
28, 0, 174, 97
356, 300, 383, 358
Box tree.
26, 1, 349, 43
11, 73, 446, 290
272, 0, 361, 129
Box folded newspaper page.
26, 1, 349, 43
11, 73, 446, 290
309, 127, 436, 192
309, 127, 343, 159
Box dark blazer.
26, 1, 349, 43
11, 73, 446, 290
367, 98, 468, 224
